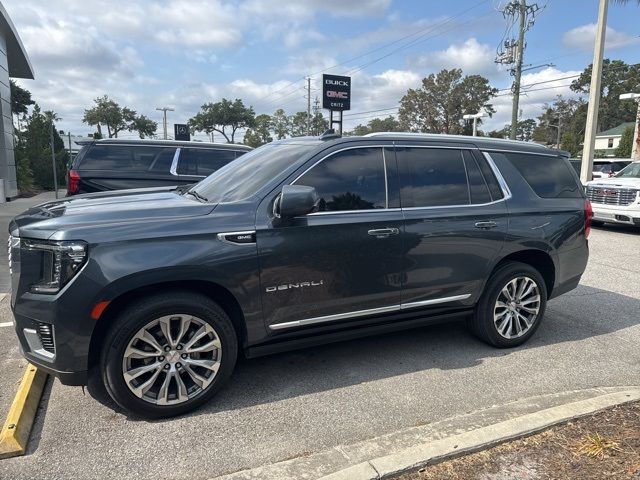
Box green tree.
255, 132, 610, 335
570, 59, 640, 132
532, 96, 585, 145
560, 131, 581, 157
10, 80, 34, 116
310, 112, 328, 136
189, 98, 255, 143
486, 129, 506, 138
129, 115, 157, 139
244, 114, 273, 148
271, 108, 290, 139
15, 104, 68, 190
615, 125, 635, 158
398, 69, 497, 134
506, 119, 537, 142
351, 116, 402, 135
290, 111, 309, 137
82, 95, 137, 138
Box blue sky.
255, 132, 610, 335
6, 0, 640, 141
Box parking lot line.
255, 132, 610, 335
0, 365, 48, 460
0, 322, 13, 328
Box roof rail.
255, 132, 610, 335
363, 131, 548, 148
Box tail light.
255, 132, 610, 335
67, 169, 80, 195
584, 200, 593, 238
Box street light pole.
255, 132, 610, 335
580, 0, 608, 184
619, 93, 640, 160
463, 112, 487, 137
49, 122, 59, 199
156, 107, 175, 140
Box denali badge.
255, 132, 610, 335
265, 280, 324, 293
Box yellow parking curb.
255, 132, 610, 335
0, 364, 48, 459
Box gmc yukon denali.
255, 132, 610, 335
9, 133, 591, 417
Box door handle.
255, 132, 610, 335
368, 228, 399, 238
474, 221, 498, 230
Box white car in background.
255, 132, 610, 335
585, 161, 640, 227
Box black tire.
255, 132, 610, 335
591, 220, 604, 227
469, 261, 547, 348
100, 292, 237, 418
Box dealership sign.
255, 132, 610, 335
322, 74, 351, 111
174, 124, 190, 141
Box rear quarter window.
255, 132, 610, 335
77, 145, 176, 172
498, 152, 583, 198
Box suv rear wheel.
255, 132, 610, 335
101, 292, 237, 418
469, 261, 547, 347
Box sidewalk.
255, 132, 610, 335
0, 191, 64, 292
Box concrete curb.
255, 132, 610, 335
0, 364, 48, 459
321, 388, 640, 480
213, 387, 640, 480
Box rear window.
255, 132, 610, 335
78, 145, 177, 172
178, 148, 239, 176
499, 152, 582, 198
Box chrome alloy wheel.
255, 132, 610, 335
122, 314, 222, 405
493, 276, 541, 339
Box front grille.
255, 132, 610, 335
586, 186, 638, 206
36, 322, 55, 354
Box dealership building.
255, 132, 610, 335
0, 3, 33, 200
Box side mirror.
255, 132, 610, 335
278, 185, 319, 218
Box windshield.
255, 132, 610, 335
189, 142, 317, 203
615, 162, 640, 178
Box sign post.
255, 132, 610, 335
174, 124, 190, 141
322, 74, 351, 135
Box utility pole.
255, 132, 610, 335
510, 0, 527, 140
49, 123, 59, 199
581, 0, 608, 184
156, 107, 174, 140
495, 1, 541, 140
306, 77, 311, 136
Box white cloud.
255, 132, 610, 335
412, 38, 499, 78
562, 23, 640, 51
483, 67, 583, 131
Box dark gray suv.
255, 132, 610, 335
9, 133, 591, 417
67, 139, 251, 195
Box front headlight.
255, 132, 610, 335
22, 239, 87, 294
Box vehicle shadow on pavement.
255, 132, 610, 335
592, 223, 640, 236
87, 284, 640, 422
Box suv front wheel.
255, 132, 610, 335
100, 292, 238, 418
469, 261, 548, 348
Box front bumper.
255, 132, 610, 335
12, 307, 92, 386
591, 203, 640, 226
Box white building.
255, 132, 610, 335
594, 122, 635, 157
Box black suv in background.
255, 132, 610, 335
10, 133, 590, 418
67, 139, 251, 195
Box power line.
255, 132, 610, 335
346, 9, 495, 76
253, 0, 492, 107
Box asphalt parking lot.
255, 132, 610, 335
0, 194, 639, 480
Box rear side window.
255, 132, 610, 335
179, 148, 238, 176
296, 147, 386, 212
78, 145, 176, 172
396, 147, 469, 207
463, 151, 493, 204
500, 152, 582, 198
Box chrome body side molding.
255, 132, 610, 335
269, 294, 471, 330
